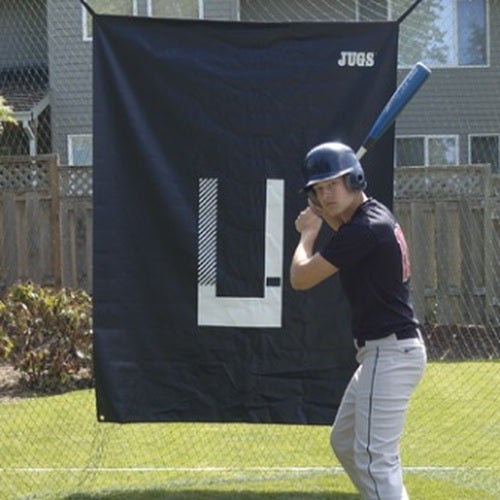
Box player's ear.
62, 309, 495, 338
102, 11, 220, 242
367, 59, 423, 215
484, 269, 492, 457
342, 174, 351, 191
307, 189, 321, 208
307, 193, 325, 220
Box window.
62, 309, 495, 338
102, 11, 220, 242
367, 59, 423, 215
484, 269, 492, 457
457, 0, 487, 65
352, 1, 487, 67
148, 0, 200, 18
68, 134, 93, 165
428, 136, 458, 165
395, 137, 425, 167
395, 136, 458, 167
83, 0, 138, 41
470, 135, 499, 173
396, 0, 487, 67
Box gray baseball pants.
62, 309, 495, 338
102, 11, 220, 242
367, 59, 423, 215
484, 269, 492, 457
331, 333, 427, 500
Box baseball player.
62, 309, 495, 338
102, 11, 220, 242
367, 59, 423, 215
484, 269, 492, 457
290, 142, 427, 500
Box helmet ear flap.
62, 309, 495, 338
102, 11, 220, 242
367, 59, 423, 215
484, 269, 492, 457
346, 166, 367, 192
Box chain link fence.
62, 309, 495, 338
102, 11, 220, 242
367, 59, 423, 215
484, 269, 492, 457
1, 1, 499, 498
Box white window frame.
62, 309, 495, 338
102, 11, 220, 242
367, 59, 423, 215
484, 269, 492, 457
82, 1, 139, 42
396, 134, 459, 167
68, 134, 93, 166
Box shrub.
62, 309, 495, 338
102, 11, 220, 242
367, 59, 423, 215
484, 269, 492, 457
0, 282, 93, 393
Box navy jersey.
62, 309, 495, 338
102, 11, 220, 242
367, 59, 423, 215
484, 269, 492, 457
320, 198, 419, 341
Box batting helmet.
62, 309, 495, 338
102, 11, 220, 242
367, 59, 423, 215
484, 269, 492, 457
302, 142, 367, 192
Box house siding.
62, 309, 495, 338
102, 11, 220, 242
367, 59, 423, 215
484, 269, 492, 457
39, 0, 500, 167
48, 0, 92, 164
0, 0, 47, 69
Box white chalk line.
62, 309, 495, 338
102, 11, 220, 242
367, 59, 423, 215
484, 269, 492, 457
0, 466, 494, 473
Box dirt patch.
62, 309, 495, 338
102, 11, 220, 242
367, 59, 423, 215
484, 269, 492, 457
0, 363, 35, 402
0, 362, 93, 403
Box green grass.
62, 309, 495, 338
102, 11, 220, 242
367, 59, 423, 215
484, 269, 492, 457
0, 362, 499, 499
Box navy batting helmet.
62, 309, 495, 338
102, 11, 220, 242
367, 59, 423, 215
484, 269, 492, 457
302, 142, 367, 192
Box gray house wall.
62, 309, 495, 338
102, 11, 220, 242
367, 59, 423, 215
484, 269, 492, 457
0, 0, 47, 69
48, 0, 92, 165
40, 0, 500, 167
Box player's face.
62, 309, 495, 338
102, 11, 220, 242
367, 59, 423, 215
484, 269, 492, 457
312, 176, 355, 217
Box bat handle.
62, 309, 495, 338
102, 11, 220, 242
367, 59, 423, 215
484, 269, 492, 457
356, 146, 367, 160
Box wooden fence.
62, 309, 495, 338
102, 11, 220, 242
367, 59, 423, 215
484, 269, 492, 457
0, 155, 92, 293
394, 165, 500, 328
1, 155, 499, 330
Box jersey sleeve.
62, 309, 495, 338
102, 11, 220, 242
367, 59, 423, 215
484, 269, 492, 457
319, 222, 377, 270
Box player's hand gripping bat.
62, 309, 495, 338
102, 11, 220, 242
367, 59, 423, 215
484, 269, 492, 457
356, 61, 431, 160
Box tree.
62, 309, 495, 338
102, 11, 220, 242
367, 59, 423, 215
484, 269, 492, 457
0, 96, 16, 135
395, 0, 448, 66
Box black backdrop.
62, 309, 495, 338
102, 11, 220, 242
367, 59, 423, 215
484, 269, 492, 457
92, 15, 398, 423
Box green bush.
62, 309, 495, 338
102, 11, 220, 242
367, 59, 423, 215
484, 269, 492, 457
0, 282, 93, 393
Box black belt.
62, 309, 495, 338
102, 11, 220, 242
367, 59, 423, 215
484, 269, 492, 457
356, 330, 421, 348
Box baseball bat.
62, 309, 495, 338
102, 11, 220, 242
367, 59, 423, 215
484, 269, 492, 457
356, 62, 431, 160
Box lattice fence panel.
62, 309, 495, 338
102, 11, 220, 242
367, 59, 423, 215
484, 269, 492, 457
0, 156, 52, 193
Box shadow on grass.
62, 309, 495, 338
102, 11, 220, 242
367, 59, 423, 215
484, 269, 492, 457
64, 491, 359, 499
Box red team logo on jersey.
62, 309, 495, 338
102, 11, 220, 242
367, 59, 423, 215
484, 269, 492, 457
394, 223, 411, 282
